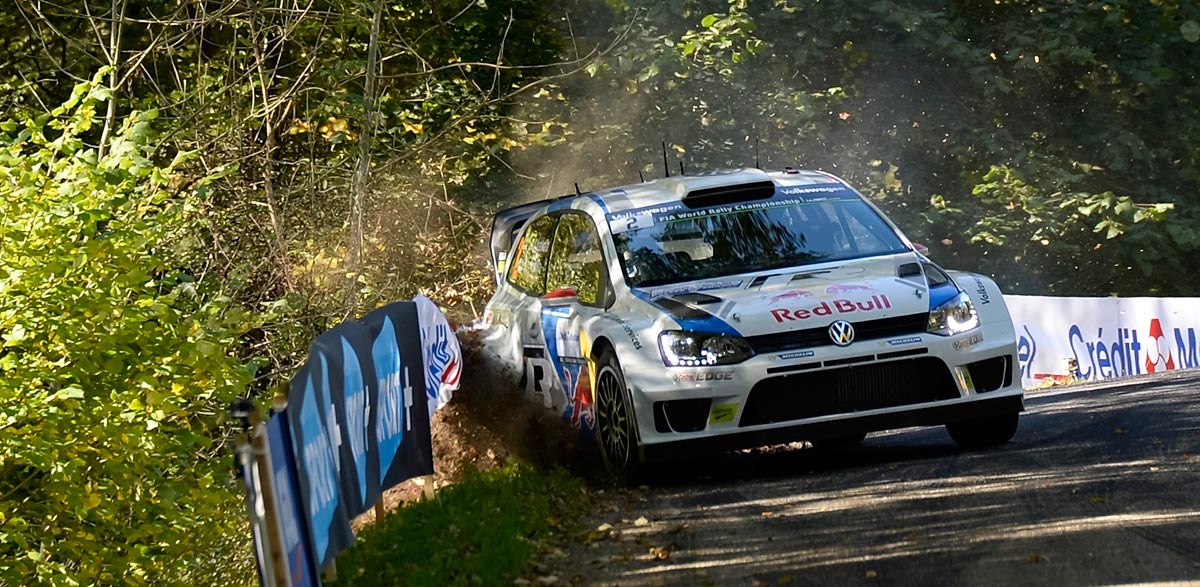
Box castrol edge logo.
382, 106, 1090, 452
770, 295, 893, 322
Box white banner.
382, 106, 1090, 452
415, 294, 463, 417
1006, 295, 1200, 387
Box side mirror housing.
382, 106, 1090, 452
540, 287, 578, 307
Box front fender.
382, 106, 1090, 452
948, 271, 1015, 342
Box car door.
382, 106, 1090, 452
503, 213, 564, 411
540, 212, 611, 430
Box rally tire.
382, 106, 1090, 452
946, 411, 1019, 449
594, 347, 642, 482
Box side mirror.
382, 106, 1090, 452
540, 287, 578, 307
912, 242, 929, 256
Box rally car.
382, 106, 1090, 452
480, 168, 1023, 478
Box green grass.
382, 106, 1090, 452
338, 466, 589, 586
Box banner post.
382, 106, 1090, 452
232, 399, 289, 587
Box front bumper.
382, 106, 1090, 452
641, 393, 1024, 462
624, 326, 1024, 460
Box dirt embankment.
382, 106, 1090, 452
354, 331, 587, 526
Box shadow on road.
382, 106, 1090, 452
561, 372, 1200, 587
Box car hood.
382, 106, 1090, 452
633, 255, 944, 337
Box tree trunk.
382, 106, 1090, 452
345, 0, 384, 318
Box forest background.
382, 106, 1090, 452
1, 0, 1198, 584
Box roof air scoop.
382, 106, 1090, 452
681, 180, 776, 209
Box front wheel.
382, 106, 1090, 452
946, 411, 1019, 449
593, 348, 641, 482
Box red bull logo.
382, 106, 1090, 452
771, 295, 893, 322
1145, 318, 1176, 373
825, 284, 875, 294
769, 290, 814, 304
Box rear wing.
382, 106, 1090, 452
489, 199, 556, 285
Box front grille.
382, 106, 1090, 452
745, 312, 929, 354
967, 355, 1014, 393
739, 356, 960, 427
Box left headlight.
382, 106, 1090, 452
927, 292, 980, 336
659, 331, 755, 366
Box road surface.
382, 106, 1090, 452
546, 371, 1200, 586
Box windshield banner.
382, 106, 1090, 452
606, 184, 856, 235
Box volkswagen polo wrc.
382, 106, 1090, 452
480, 168, 1023, 477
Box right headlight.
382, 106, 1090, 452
658, 331, 755, 366
927, 292, 979, 336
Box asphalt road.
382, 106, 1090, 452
547, 371, 1200, 587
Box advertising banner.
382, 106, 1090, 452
361, 302, 435, 491
287, 361, 354, 571
266, 299, 443, 578
266, 414, 318, 587
1007, 295, 1200, 387
312, 323, 381, 519
415, 294, 462, 418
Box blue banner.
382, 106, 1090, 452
267, 414, 319, 587
312, 323, 382, 519
282, 301, 434, 572
287, 361, 354, 571
362, 302, 434, 490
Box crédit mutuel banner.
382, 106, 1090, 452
1006, 295, 1200, 387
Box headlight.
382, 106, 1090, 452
927, 292, 980, 336
658, 331, 755, 366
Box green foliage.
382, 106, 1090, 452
340, 466, 588, 587
0, 74, 255, 586
526, 0, 1200, 296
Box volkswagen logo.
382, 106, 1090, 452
828, 320, 855, 346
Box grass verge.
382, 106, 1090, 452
339, 465, 589, 586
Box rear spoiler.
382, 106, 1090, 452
489, 197, 569, 285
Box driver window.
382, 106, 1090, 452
546, 213, 605, 305
507, 214, 558, 295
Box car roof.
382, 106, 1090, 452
581, 167, 846, 215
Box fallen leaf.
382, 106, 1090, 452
1114, 427, 1125, 434
1028, 552, 1047, 563
761, 511, 775, 518
866, 570, 878, 579
650, 546, 671, 560
635, 517, 649, 527
1090, 496, 1106, 504
597, 523, 613, 532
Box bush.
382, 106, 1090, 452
0, 73, 255, 586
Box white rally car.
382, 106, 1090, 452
481, 168, 1023, 477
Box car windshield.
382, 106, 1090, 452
610, 193, 908, 287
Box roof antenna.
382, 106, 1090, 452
755, 137, 761, 169
638, 170, 645, 182
661, 141, 670, 178
678, 161, 685, 176
574, 182, 582, 196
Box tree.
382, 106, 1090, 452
0, 73, 255, 586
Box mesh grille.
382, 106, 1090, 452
740, 356, 960, 427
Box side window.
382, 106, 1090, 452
507, 214, 558, 295
546, 213, 605, 306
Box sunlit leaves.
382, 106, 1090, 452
0, 76, 254, 585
